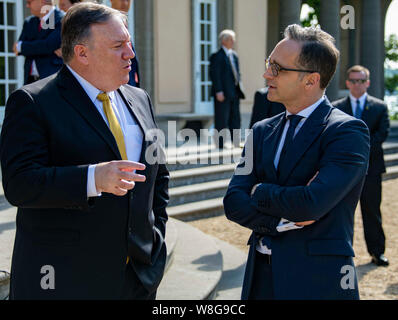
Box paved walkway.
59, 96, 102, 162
0, 182, 16, 273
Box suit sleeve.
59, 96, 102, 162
223, 128, 285, 236
20, 21, 62, 56
371, 103, 390, 145
0, 89, 90, 210
249, 119, 370, 222
18, 20, 29, 42
144, 91, 169, 239
209, 53, 223, 93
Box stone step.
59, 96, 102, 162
169, 179, 230, 207
169, 163, 236, 188
213, 238, 247, 300
383, 165, 398, 181
157, 218, 223, 300
166, 147, 242, 171
164, 218, 178, 273
384, 153, 398, 167
382, 141, 398, 155
0, 271, 10, 300
168, 197, 224, 221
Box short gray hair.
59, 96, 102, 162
61, 2, 126, 63
283, 24, 340, 89
219, 29, 236, 43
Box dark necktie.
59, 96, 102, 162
354, 99, 362, 119
277, 114, 304, 174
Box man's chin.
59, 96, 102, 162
267, 92, 277, 102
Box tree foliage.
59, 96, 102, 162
301, 0, 321, 27
385, 34, 398, 64
385, 74, 398, 94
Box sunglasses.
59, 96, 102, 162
347, 79, 368, 84
265, 58, 317, 77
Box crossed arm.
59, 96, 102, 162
223, 119, 370, 236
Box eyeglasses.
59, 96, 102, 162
265, 58, 317, 77
347, 79, 368, 84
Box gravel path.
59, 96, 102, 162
187, 178, 398, 300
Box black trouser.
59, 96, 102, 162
248, 251, 274, 300
213, 95, 241, 148
359, 174, 386, 256
121, 264, 157, 300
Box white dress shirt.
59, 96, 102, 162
66, 65, 144, 198
349, 92, 367, 116
256, 95, 326, 255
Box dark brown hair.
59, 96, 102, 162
283, 24, 340, 89
61, 2, 125, 63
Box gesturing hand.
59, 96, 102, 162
95, 160, 146, 196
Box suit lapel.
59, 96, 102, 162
342, 97, 353, 116
278, 100, 331, 185
56, 66, 122, 159
262, 114, 286, 184
360, 96, 372, 124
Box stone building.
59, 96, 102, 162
0, 0, 393, 131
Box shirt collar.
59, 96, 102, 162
222, 46, 232, 55
349, 92, 367, 108
286, 95, 325, 119
66, 65, 117, 104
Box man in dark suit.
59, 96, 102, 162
224, 24, 370, 300
13, 0, 64, 84
209, 29, 245, 149
0, 3, 168, 300
111, 0, 140, 87
249, 87, 285, 129
333, 65, 390, 267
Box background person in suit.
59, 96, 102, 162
0, 2, 169, 300
209, 29, 245, 149
224, 24, 370, 300
333, 65, 390, 267
249, 87, 285, 129
111, 0, 140, 87
13, 0, 64, 84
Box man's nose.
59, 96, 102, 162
263, 68, 274, 80
124, 42, 135, 60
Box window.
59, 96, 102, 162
194, 0, 217, 114
0, 0, 23, 121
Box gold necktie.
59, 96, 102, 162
97, 93, 130, 265
97, 93, 127, 160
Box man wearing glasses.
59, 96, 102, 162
224, 24, 370, 299
333, 65, 390, 267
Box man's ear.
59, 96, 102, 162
305, 72, 321, 89
73, 44, 89, 65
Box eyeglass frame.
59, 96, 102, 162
265, 58, 318, 77
347, 79, 368, 84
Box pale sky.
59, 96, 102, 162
386, 0, 398, 38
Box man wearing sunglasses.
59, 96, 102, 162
333, 65, 390, 267
224, 24, 370, 300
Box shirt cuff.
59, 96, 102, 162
17, 41, 22, 53
276, 218, 303, 232
87, 165, 102, 198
